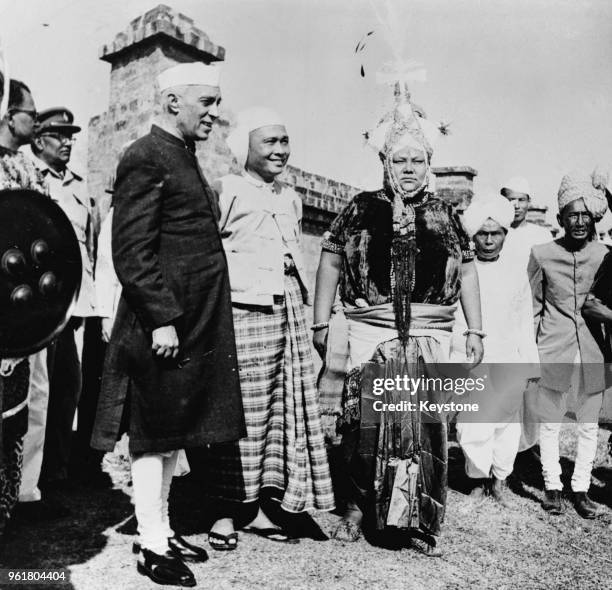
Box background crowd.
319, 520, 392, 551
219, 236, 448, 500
0, 16, 611, 587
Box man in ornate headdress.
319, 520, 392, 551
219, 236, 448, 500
313, 83, 483, 555
91, 62, 245, 586
452, 196, 539, 505
528, 169, 608, 519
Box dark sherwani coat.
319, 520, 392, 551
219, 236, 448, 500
91, 125, 245, 454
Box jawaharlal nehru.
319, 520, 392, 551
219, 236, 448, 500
91, 62, 245, 587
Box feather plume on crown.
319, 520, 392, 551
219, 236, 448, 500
357, 1, 450, 156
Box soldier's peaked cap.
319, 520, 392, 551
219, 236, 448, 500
37, 107, 81, 134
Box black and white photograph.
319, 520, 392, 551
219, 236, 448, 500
0, 0, 611, 588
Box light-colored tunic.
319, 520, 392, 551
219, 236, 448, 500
451, 255, 540, 479
35, 160, 97, 318
94, 208, 121, 325
501, 222, 552, 272
452, 256, 539, 364
529, 238, 608, 393
215, 172, 309, 305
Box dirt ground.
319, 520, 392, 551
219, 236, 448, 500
1, 425, 611, 590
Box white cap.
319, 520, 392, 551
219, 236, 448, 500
157, 62, 222, 92
462, 195, 515, 237
226, 107, 286, 168
501, 176, 531, 197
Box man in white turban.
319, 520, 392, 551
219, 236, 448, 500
202, 106, 334, 550
452, 196, 539, 505
461, 195, 515, 239
527, 168, 608, 519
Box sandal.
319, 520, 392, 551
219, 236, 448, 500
168, 535, 209, 562
243, 527, 299, 543
208, 531, 239, 551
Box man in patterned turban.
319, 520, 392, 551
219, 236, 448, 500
528, 168, 608, 519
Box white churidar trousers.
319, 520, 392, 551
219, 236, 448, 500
538, 387, 602, 492
130, 450, 179, 553
539, 350, 602, 492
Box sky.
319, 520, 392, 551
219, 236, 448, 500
2, 0, 612, 228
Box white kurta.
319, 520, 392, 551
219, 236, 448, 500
94, 208, 122, 328
500, 222, 552, 272
452, 256, 539, 364
451, 255, 540, 480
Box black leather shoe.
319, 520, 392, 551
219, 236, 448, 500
542, 489, 563, 515
168, 535, 209, 563
137, 548, 196, 587
573, 492, 598, 519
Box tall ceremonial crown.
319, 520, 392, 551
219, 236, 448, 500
357, 1, 450, 159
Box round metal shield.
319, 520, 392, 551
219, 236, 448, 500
0, 189, 81, 357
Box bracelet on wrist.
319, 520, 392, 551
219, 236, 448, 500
463, 328, 486, 338
311, 322, 329, 332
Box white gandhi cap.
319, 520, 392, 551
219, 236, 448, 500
501, 176, 531, 197
157, 62, 222, 92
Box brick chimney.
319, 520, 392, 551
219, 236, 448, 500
431, 166, 478, 213
87, 4, 230, 216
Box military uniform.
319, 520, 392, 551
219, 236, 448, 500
29, 108, 99, 487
